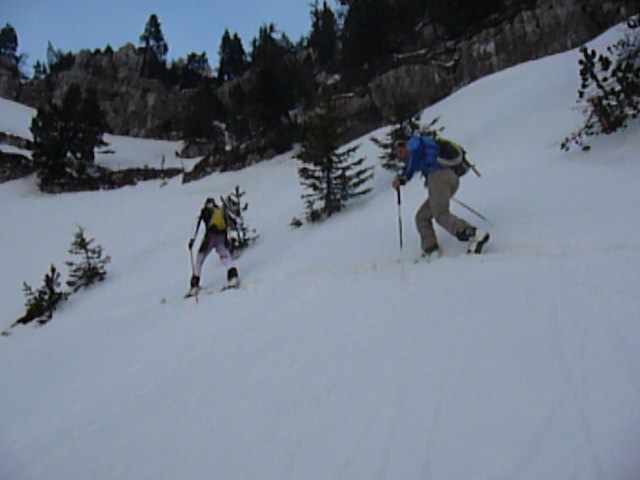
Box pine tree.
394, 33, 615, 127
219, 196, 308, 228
339, 0, 429, 76
182, 82, 227, 145
46, 41, 75, 75
341, 0, 391, 71
186, 51, 210, 77
217, 30, 233, 81
65, 227, 111, 293
426, 0, 503, 37
30, 83, 107, 185
296, 94, 374, 222
0, 23, 18, 61
33, 60, 48, 79
168, 52, 211, 89
247, 24, 298, 144
223, 186, 258, 253
139, 14, 168, 77
14, 265, 68, 327
309, 1, 338, 67
217, 30, 247, 82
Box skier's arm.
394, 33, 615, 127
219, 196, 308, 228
403, 137, 425, 182
403, 157, 417, 182
393, 152, 416, 189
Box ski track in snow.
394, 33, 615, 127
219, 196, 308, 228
174, 240, 640, 303
418, 322, 461, 480
165, 241, 639, 480
548, 291, 604, 480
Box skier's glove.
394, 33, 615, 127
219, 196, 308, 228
392, 175, 407, 190
188, 238, 195, 250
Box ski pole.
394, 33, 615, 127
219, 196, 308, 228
396, 188, 403, 250
189, 214, 201, 303
452, 197, 492, 225
395, 187, 407, 281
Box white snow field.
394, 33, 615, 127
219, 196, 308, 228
1, 23, 639, 480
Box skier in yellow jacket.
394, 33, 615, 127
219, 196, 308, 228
187, 197, 239, 294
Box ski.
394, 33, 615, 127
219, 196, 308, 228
220, 278, 241, 292
184, 287, 200, 299
181, 280, 241, 299
412, 234, 492, 264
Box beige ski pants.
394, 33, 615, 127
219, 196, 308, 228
415, 169, 474, 252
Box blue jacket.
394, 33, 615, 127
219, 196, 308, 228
403, 136, 444, 181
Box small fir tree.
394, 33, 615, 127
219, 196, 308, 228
562, 18, 640, 151
372, 114, 444, 172
222, 186, 259, 253
296, 94, 374, 222
371, 118, 418, 172
14, 265, 68, 327
418, 116, 445, 139
371, 89, 422, 171
65, 227, 111, 293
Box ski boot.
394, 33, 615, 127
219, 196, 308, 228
186, 275, 200, 297
223, 267, 240, 290
419, 244, 441, 262
456, 227, 490, 254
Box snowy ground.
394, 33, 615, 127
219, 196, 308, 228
1, 24, 639, 480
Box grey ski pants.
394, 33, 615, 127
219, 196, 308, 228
194, 230, 233, 277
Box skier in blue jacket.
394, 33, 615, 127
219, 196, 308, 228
392, 136, 489, 257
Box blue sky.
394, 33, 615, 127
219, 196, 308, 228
2, 0, 316, 70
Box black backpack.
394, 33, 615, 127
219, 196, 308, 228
436, 138, 478, 177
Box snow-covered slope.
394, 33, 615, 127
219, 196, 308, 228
1, 24, 639, 480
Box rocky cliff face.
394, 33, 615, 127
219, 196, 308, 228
3, 44, 188, 139
0, 0, 636, 147
341, 0, 637, 140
